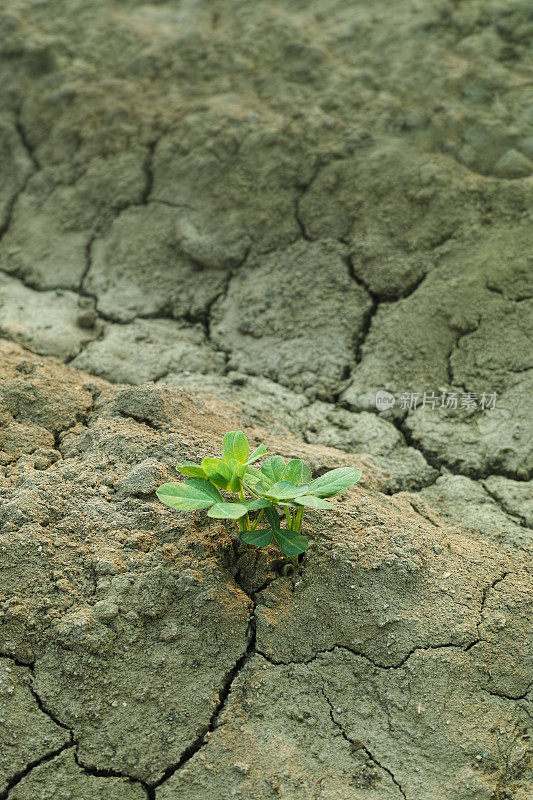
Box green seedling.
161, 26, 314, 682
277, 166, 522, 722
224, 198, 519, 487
156, 431, 361, 566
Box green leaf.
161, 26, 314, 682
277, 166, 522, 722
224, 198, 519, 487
261, 456, 286, 485
243, 469, 270, 495
308, 467, 362, 498
226, 460, 246, 492
156, 480, 222, 510
283, 459, 304, 484
252, 482, 270, 494
294, 495, 335, 509
185, 478, 224, 502
240, 529, 274, 548
274, 529, 309, 556
300, 462, 312, 484
241, 498, 271, 511
264, 506, 281, 530
222, 431, 249, 464
229, 474, 241, 492
266, 481, 310, 500
244, 466, 263, 485
201, 458, 232, 489
176, 462, 206, 478
207, 502, 248, 519
246, 444, 267, 465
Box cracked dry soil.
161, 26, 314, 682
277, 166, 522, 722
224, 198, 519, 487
0, 344, 531, 800
0, 0, 532, 798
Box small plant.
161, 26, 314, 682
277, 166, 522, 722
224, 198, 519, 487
156, 431, 361, 565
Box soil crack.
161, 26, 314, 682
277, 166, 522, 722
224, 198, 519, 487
396, 413, 531, 482
0, 654, 151, 797
464, 571, 510, 652
14, 116, 40, 171
0, 114, 41, 246
141, 141, 157, 205
321, 688, 407, 799
73, 753, 151, 799
0, 654, 74, 800
150, 617, 256, 791
345, 254, 378, 367
256, 641, 477, 671
482, 684, 532, 702
481, 483, 530, 530
0, 742, 74, 800
149, 556, 284, 790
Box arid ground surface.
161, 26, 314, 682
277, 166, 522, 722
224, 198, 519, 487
0, 1, 532, 798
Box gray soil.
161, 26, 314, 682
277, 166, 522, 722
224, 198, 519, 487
0, 1, 531, 798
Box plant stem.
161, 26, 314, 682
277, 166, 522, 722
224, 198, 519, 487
250, 509, 264, 531
239, 487, 250, 530
284, 507, 292, 528
241, 480, 261, 499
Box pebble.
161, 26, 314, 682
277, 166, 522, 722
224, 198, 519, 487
95, 559, 116, 575
93, 600, 119, 622
119, 460, 164, 496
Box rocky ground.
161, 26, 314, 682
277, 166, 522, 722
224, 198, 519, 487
0, 0, 531, 798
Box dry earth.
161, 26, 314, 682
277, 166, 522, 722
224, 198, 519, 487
0, 0, 532, 798
0, 341, 531, 800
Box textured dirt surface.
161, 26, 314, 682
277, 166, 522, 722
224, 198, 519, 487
0, 0, 532, 797
0, 343, 531, 799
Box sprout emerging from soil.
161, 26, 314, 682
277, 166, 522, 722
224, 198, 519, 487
156, 431, 361, 565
